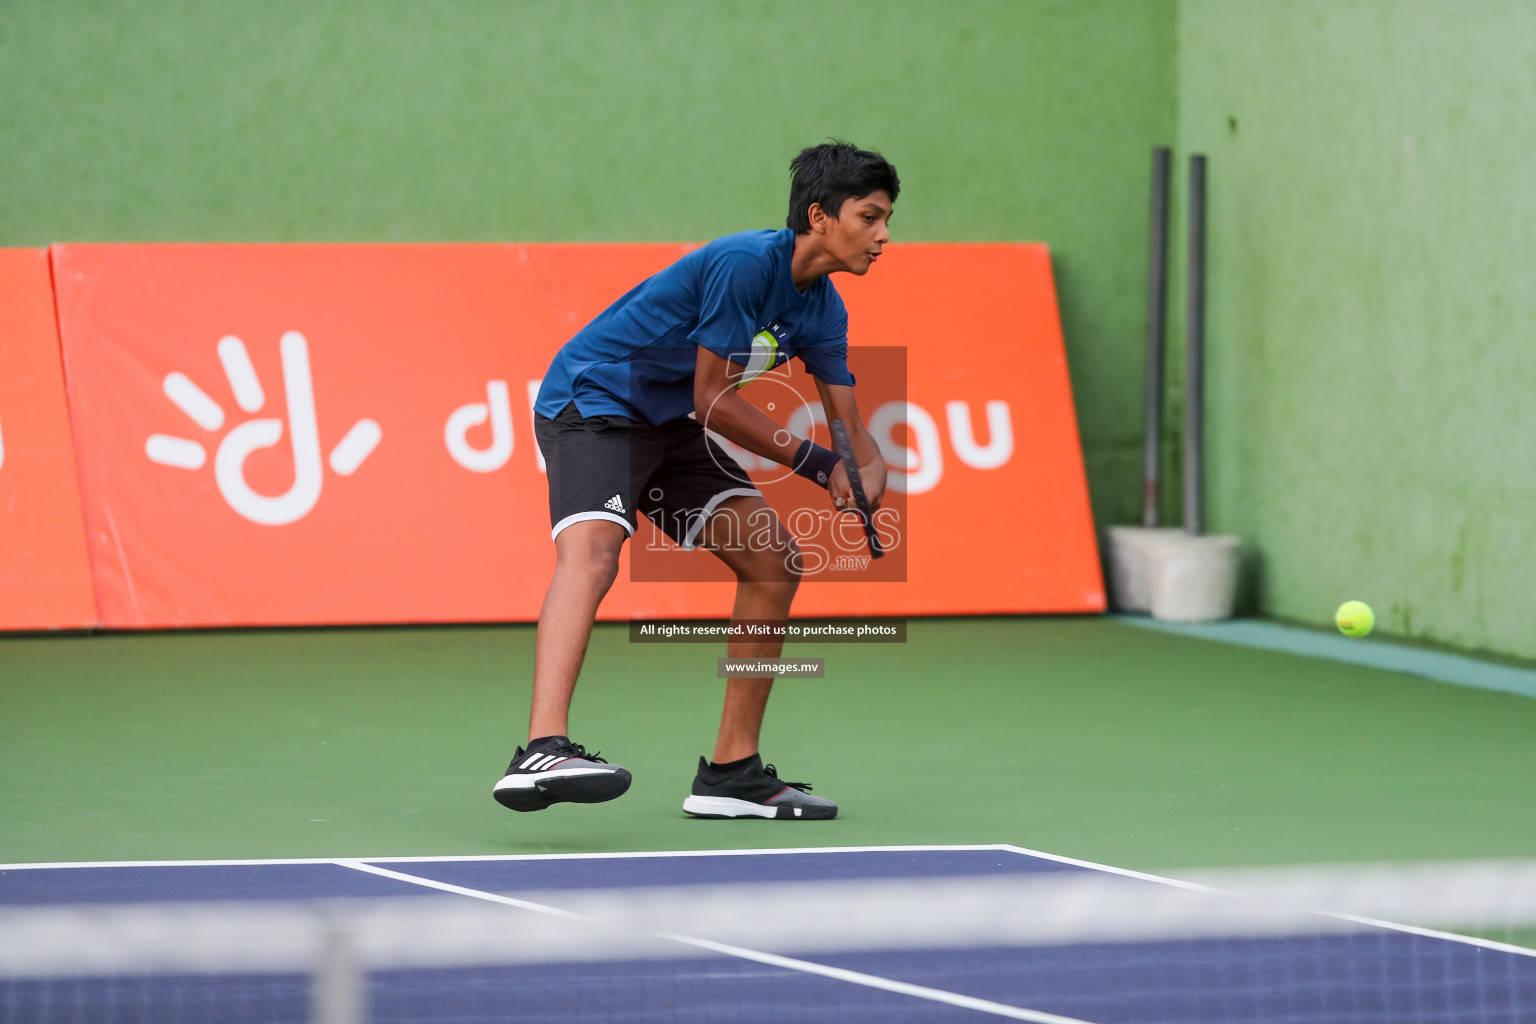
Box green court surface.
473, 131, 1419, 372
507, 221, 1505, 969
3, 616, 1533, 870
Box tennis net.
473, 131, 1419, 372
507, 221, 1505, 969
3, 857, 1535, 1023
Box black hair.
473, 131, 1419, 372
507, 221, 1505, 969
786, 141, 900, 235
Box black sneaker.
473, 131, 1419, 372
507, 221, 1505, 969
682, 754, 837, 820
493, 736, 632, 812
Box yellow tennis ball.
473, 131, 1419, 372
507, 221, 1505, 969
1336, 600, 1374, 638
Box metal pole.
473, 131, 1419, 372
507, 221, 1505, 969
1142, 146, 1171, 527
1184, 154, 1207, 536
312, 919, 363, 1024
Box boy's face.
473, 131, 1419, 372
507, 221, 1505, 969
817, 191, 894, 275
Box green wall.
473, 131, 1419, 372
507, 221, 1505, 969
1177, 0, 1536, 659
0, 0, 1175, 530
11, 1, 1523, 661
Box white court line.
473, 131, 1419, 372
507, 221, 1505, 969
1000, 844, 1536, 959
1316, 911, 1536, 959
1, 857, 358, 870
335, 859, 1101, 1024
363, 843, 1022, 863
0, 844, 1018, 871
997, 844, 1227, 893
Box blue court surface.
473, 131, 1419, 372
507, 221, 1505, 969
3, 845, 1534, 1023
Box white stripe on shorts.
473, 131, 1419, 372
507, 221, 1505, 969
681, 487, 765, 551
551, 510, 634, 541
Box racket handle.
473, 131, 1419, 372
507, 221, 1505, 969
830, 418, 884, 559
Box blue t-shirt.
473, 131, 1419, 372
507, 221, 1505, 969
535, 229, 854, 425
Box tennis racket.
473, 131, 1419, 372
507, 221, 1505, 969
830, 418, 883, 559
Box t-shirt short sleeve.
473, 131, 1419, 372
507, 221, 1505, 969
688, 250, 771, 359
796, 298, 856, 387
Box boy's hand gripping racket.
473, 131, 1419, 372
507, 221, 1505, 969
830, 418, 883, 559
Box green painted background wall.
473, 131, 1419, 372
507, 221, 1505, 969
0, 0, 1175, 530
1177, 0, 1536, 659
7, 1, 1527, 660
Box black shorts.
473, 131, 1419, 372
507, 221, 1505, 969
534, 403, 763, 550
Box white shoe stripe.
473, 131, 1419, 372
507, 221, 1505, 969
682, 795, 778, 819
495, 767, 619, 791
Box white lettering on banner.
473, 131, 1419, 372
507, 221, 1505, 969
0, 417, 5, 471
871, 401, 942, 494
446, 380, 514, 472
144, 332, 381, 526
440, 380, 1015, 491
694, 398, 1017, 493
329, 420, 382, 476
866, 400, 1016, 493
526, 380, 546, 473
946, 400, 1014, 469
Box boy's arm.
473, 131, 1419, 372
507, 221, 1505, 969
693, 347, 801, 466
694, 349, 861, 505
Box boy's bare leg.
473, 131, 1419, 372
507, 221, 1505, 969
711, 580, 798, 761
696, 495, 802, 763
528, 519, 628, 741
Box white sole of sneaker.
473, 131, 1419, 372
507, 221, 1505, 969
493, 767, 632, 812
681, 795, 782, 819
493, 767, 617, 792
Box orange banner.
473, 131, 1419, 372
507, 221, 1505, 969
0, 249, 98, 630
51, 243, 1102, 628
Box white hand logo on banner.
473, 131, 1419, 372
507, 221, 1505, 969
445, 380, 513, 472
145, 332, 381, 525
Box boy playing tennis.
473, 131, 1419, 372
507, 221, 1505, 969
493, 142, 897, 820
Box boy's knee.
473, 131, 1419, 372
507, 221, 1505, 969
739, 537, 803, 588
555, 523, 626, 586
780, 538, 806, 585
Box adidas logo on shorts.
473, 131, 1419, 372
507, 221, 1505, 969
604, 494, 626, 514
